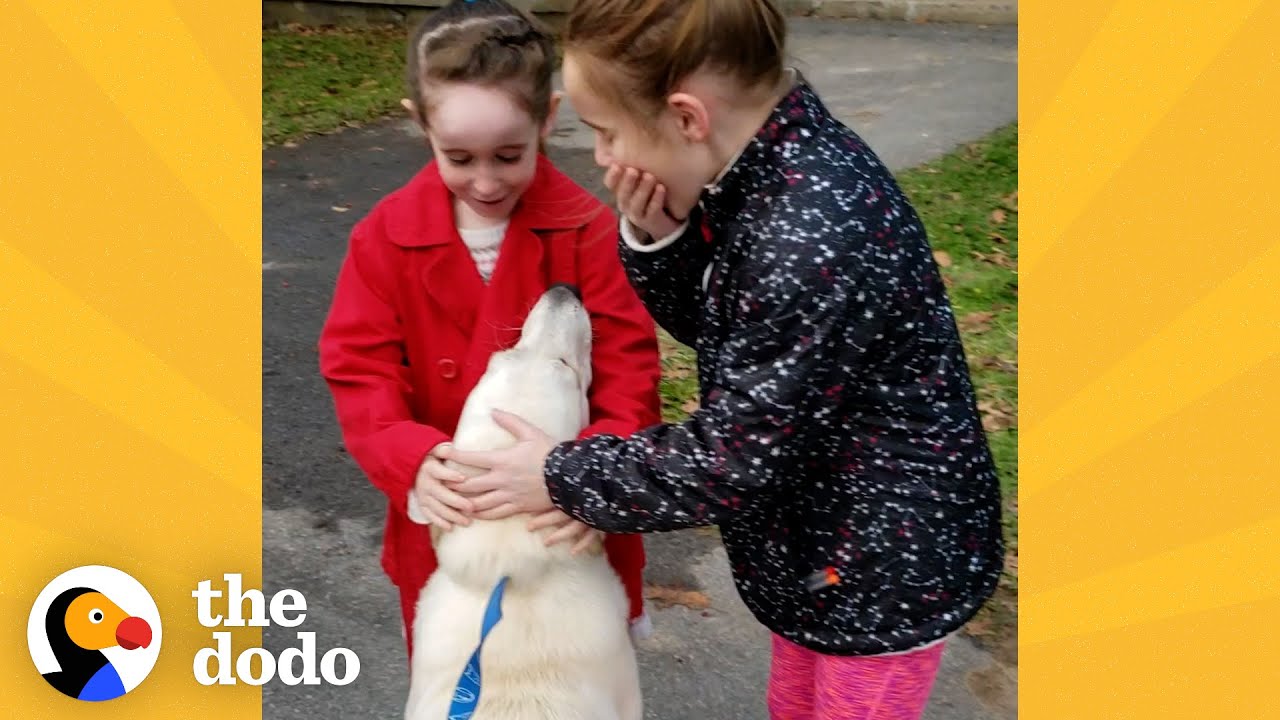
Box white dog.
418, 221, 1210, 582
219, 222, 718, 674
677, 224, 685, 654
404, 285, 642, 720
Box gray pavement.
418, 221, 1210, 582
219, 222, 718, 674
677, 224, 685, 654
262, 17, 1017, 720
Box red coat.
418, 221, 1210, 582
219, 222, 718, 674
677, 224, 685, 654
318, 156, 661, 620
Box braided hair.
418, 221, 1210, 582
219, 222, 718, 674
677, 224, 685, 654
405, 0, 556, 128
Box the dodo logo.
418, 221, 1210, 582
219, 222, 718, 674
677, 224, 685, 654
28, 566, 162, 701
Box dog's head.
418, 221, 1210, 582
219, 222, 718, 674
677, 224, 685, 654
480, 284, 593, 439
514, 283, 592, 390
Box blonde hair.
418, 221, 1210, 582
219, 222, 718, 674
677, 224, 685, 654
405, 0, 556, 128
563, 0, 786, 124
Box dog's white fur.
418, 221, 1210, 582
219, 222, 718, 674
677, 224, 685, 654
404, 287, 642, 720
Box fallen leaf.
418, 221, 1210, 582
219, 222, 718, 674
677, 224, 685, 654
964, 618, 993, 637
665, 365, 693, 380
680, 398, 700, 414
959, 312, 994, 334
1003, 192, 1018, 211
644, 585, 711, 610
990, 208, 1007, 225
988, 233, 1008, 244
977, 399, 1016, 431
982, 414, 1012, 432
973, 250, 1016, 269
1004, 553, 1019, 575
977, 356, 1018, 374
952, 225, 965, 233
949, 192, 963, 201
283, 140, 299, 149
932, 250, 953, 268
331, 205, 350, 213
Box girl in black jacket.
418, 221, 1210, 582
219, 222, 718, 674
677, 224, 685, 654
441, 1, 1004, 717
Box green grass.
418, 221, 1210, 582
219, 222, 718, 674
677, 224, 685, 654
656, 332, 701, 423
263, 25, 409, 145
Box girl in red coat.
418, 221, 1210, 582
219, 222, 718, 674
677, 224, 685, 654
317, 0, 661, 660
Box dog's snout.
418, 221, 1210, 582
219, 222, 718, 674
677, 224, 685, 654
548, 283, 582, 302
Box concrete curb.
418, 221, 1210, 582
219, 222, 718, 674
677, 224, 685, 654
263, 0, 1017, 28
807, 0, 1017, 24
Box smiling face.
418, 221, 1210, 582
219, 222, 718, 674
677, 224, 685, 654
423, 83, 554, 229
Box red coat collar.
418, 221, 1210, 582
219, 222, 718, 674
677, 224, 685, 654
387, 154, 604, 247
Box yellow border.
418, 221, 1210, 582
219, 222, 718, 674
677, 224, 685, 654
1023, 1, 1280, 716
2, 1, 261, 715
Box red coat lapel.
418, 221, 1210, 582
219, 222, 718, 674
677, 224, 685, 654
387, 156, 608, 386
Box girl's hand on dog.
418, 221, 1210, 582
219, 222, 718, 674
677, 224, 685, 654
413, 443, 474, 530
439, 410, 557, 519
606, 164, 685, 242
528, 508, 603, 555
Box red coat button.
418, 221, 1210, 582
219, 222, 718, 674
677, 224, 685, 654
437, 358, 458, 380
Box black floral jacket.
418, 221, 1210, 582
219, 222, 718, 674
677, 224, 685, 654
545, 77, 1004, 656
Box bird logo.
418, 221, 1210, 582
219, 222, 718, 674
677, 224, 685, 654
28, 566, 162, 701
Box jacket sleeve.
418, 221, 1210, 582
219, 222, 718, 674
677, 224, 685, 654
576, 210, 663, 441
318, 221, 450, 517
544, 248, 881, 533
617, 205, 714, 347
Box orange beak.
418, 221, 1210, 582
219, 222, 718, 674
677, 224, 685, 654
115, 616, 152, 650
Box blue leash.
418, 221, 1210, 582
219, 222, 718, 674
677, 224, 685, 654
447, 576, 510, 720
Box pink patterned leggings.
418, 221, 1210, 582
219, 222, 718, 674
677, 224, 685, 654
767, 634, 946, 720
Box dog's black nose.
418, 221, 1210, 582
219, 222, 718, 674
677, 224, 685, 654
548, 283, 582, 301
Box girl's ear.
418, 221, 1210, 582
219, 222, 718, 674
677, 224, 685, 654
540, 91, 564, 142
666, 92, 711, 143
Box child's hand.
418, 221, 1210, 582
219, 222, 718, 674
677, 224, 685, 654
527, 508, 603, 555
412, 443, 474, 530
606, 164, 684, 242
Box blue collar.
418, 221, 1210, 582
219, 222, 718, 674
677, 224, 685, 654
447, 576, 510, 720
